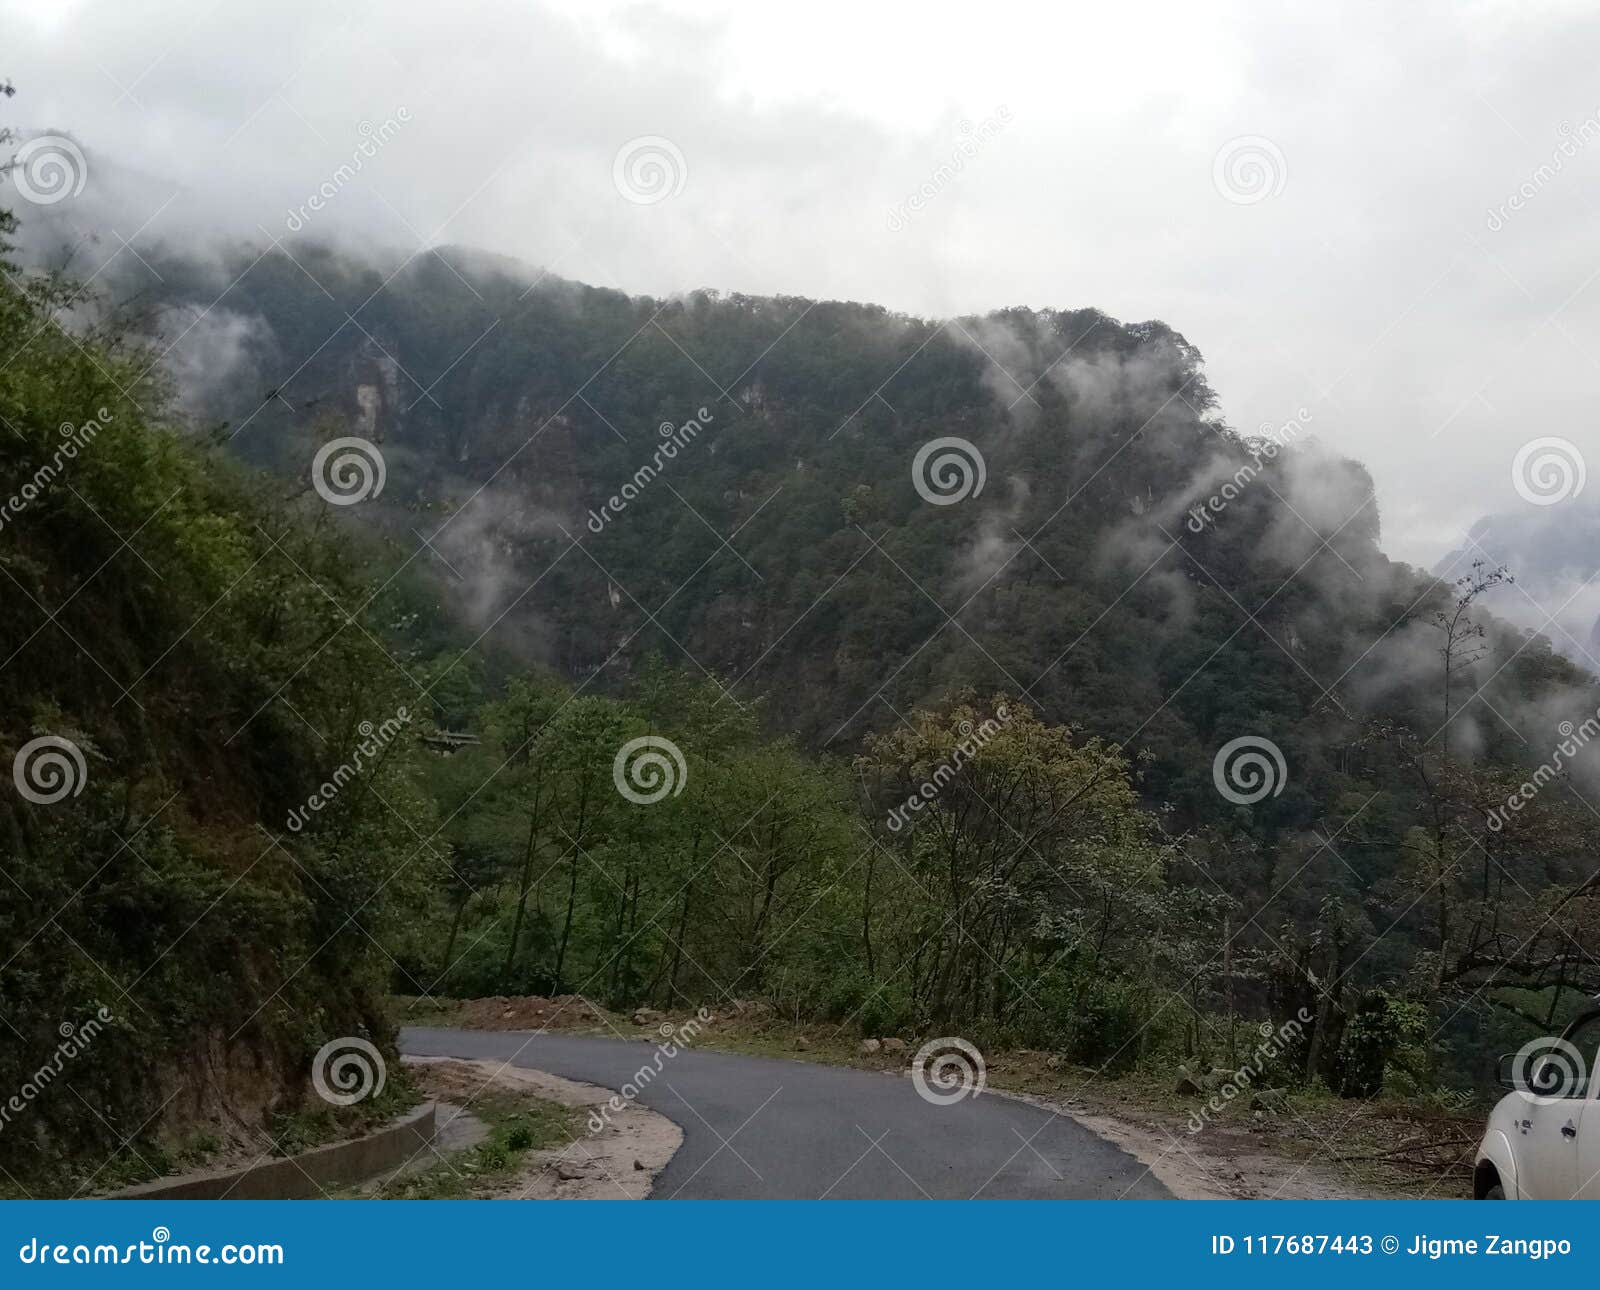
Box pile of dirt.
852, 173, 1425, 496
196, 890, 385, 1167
449, 994, 612, 1032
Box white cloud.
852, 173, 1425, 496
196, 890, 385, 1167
4, 0, 1600, 567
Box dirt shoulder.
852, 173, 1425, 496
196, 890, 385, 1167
974, 1055, 1477, 1199
984, 1082, 1367, 1200
397, 995, 1478, 1199
397, 1056, 682, 1199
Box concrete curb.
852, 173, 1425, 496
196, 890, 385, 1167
109, 1102, 437, 1200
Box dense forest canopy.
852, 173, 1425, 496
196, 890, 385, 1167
5, 158, 1600, 1190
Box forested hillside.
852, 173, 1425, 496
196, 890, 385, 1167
0, 211, 428, 1190
7, 202, 1600, 1190
131, 240, 1600, 1065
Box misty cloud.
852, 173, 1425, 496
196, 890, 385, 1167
6, 0, 1600, 575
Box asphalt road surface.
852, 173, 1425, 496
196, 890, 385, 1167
400, 1027, 1170, 1199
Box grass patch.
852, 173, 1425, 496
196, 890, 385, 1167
367, 1090, 576, 1199
266, 1067, 421, 1158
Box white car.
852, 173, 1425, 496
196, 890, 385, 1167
1476, 1010, 1600, 1199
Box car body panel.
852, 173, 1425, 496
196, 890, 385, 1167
1475, 1122, 1519, 1199
1477, 1008, 1600, 1199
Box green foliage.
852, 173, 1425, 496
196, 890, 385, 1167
822, 968, 914, 1038
1334, 990, 1414, 1098
1060, 977, 1154, 1072
367, 1092, 574, 1200
96, 237, 1600, 1094
0, 257, 428, 1191
402, 662, 860, 1012
6, 186, 1600, 1202
857, 697, 1171, 1034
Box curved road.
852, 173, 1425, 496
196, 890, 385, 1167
400, 1027, 1169, 1199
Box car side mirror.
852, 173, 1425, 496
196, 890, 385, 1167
1496, 1053, 1520, 1090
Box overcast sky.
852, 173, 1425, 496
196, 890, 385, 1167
3, 0, 1597, 567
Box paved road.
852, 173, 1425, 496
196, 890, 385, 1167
400, 1027, 1169, 1199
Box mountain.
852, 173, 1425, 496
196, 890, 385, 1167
1434, 501, 1600, 674
9, 220, 1600, 1102
67, 235, 1593, 840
